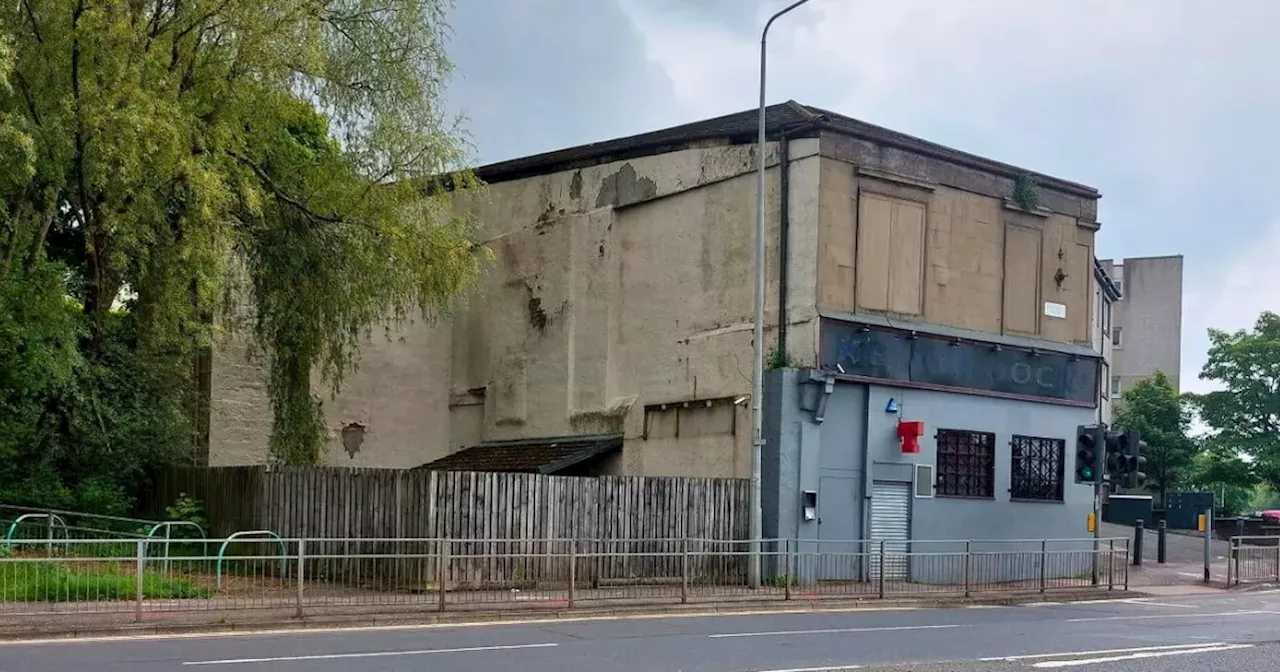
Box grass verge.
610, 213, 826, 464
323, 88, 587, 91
0, 562, 209, 602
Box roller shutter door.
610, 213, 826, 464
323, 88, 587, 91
870, 481, 910, 581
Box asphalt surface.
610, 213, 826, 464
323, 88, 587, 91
2, 591, 1280, 671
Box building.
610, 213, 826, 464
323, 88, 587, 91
1096, 256, 1184, 397
209, 101, 1107, 554
1092, 260, 1122, 425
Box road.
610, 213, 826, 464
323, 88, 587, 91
2, 591, 1279, 671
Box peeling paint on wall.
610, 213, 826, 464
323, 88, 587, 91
341, 422, 366, 458
595, 162, 658, 209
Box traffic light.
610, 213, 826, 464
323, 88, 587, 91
1104, 430, 1125, 482
1122, 430, 1147, 489
1075, 425, 1104, 484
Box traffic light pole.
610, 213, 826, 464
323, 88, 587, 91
1092, 481, 1101, 586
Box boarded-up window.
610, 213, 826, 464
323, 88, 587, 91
1003, 223, 1041, 333
856, 193, 925, 315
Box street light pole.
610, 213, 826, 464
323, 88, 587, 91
751, 0, 811, 590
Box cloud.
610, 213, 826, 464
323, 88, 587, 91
443, 0, 680, 164
618, 0, 1280, 389
440, 1, 1280, 393
1182, 220, 1280, 394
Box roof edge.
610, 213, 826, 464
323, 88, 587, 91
468, 102, 1100, 199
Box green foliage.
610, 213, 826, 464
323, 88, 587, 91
163, 493, 207, 537
0, 0, 482, 471
766, 345, 795, 370
1112, 371, 1198, 500
1190, 312, 1280, 490
1187, 445, 1257, 516
0, 562, 207, 601
1012, 175, 1041, 211
0, 265, 192, 513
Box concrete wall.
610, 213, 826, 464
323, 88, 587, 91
815, 150, 1098, 348
767, 369, 1096, 583
1100, 256, 1184, 395
209, 140, 824, 474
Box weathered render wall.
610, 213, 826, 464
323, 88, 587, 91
209, 140, 823, 474
816, 135, 1099, 348
1100, 256, 1184, 395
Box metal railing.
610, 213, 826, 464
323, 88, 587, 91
1228, 535, 1280, 585
0, 536, 1129, 623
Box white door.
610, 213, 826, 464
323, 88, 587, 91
870, 481, 910, 581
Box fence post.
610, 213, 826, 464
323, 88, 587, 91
437, 539, 448, 612
1234, 538, 1240, 587
1123, 538, 1130, 591
680, 537, 689, 605
877, 540, 886, 600
295, 538, 305, 619
963, 541, 971, 598
134, 540, 145, 623
1107, 539, 1115, 591
45, 510, 54, 558
782, 539, 792, 601
1039, 540, 1047, 593
568, 539, 577, 609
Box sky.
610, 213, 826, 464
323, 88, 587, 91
443, 0, 1280, 395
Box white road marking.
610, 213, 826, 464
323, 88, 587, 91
1065, 609, 1267, 622
709, 624, 966, 639
1118, 598, 1199, 608
751, 667, 862, 672
182, 642, 558, 666
980, 642, 1233, 661
1030, 643, 1253, 668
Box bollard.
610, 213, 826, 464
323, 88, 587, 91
1157, 519, 1167, 564
1133, 519, 1144, 566
1203, 508, 1213, 584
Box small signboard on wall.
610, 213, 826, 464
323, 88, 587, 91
1044, 301, 1067, 319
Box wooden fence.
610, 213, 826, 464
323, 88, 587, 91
142, 466, 750, 589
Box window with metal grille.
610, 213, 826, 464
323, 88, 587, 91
935, 429, 996, 498
1010, 435, 1065, 502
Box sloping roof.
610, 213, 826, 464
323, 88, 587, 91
474, 100, 1099, 199
415, 435, 622, 475
1094, 258, 1122, 301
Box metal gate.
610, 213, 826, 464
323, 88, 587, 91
870, 481, 910, 581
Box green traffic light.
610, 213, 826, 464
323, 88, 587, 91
1081, 467, 1093, 479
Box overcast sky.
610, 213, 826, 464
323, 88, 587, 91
443, 0, 1279, 394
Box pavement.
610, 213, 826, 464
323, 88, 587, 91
2, 588, 1279, 670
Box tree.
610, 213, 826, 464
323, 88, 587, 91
1112, 371, 1198, 504
1193, 312, 1280, 490
1186, 442, 1257, 517
0, 0, 483, 489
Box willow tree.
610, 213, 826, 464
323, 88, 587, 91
0, 0, 482, 468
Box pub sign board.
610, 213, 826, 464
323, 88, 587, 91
818, 319, 1099, 405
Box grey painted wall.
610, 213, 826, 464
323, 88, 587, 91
764, 368, 1100, 584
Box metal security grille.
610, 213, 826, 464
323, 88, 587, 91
935, 429, 995, 498
1010, 435, 1065, 501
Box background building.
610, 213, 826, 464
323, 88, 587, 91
1091, 260, 1122, 425
1096, 256, 1184, 397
